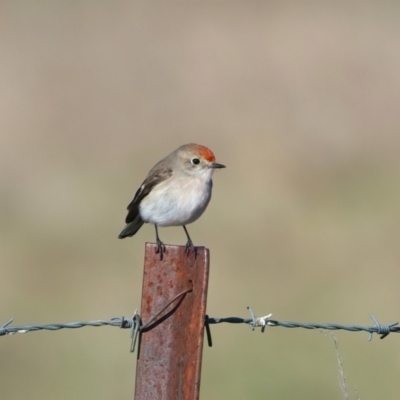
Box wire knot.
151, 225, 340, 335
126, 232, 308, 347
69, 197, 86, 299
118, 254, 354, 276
368, 314, 398, 341
116, 316, 133, 329
247, 307, 272, 333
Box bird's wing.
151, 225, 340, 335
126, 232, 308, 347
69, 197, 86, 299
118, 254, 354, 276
125, 166, 173, 223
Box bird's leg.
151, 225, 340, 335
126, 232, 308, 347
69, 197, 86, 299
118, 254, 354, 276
154, 225, 165, 260
183, 225, 194, 254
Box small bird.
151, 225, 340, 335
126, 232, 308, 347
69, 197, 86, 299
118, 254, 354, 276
119, 143, 225, 259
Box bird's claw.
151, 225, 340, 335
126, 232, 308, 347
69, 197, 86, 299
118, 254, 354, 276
185, 240, 194, 255
155, 239, 166, 260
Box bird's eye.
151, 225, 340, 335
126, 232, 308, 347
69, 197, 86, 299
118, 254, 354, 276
191, 158, 200, 165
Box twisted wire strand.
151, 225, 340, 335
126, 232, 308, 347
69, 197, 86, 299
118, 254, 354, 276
206, 317, 400, 335
1, 309, 398, 342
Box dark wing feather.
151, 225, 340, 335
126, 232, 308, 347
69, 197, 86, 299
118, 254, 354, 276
125, 166, 173, 223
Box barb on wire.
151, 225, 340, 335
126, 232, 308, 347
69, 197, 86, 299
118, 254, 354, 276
206, 309, 400, 341
1, 287, 192, 353
246, 307, 273, 332
1, 316, 131, 336
0, 318, 13, 336
1, 307, 399, 350
368, 314, 398, 341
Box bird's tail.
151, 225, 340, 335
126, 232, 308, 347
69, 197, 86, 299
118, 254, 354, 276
118, 216, 145, 239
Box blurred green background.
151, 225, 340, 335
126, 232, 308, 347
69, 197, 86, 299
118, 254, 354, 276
1, 1, 400, 399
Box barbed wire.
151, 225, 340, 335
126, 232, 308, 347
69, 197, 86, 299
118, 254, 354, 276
205, 308, 399, 345
1, 304, 398, 351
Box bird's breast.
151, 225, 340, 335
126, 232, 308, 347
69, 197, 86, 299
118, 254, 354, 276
139, 176, 213, 226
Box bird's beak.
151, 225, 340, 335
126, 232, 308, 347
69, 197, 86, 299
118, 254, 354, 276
210, 162, 226, 169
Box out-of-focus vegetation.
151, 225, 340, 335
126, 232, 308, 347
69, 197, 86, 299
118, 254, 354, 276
1, 1, 400, 399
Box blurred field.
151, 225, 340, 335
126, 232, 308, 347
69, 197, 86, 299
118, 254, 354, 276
1, 1, 400, 399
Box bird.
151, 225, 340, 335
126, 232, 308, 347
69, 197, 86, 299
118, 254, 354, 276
118, 143, 225, 259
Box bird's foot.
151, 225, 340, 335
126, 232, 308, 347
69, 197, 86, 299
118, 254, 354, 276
185, 239, 194, 255
155, 239, 166, 260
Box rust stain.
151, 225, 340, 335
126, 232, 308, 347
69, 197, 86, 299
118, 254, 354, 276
134, 243, 209, 400
145, 295, 153, 304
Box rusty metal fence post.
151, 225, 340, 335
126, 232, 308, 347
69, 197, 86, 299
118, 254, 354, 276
134, 243, 210, 400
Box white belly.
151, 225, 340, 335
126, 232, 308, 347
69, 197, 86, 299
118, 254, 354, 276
139, 176, 213, 226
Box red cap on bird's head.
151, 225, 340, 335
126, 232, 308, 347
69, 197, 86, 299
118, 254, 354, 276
194, 144, 216, 163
